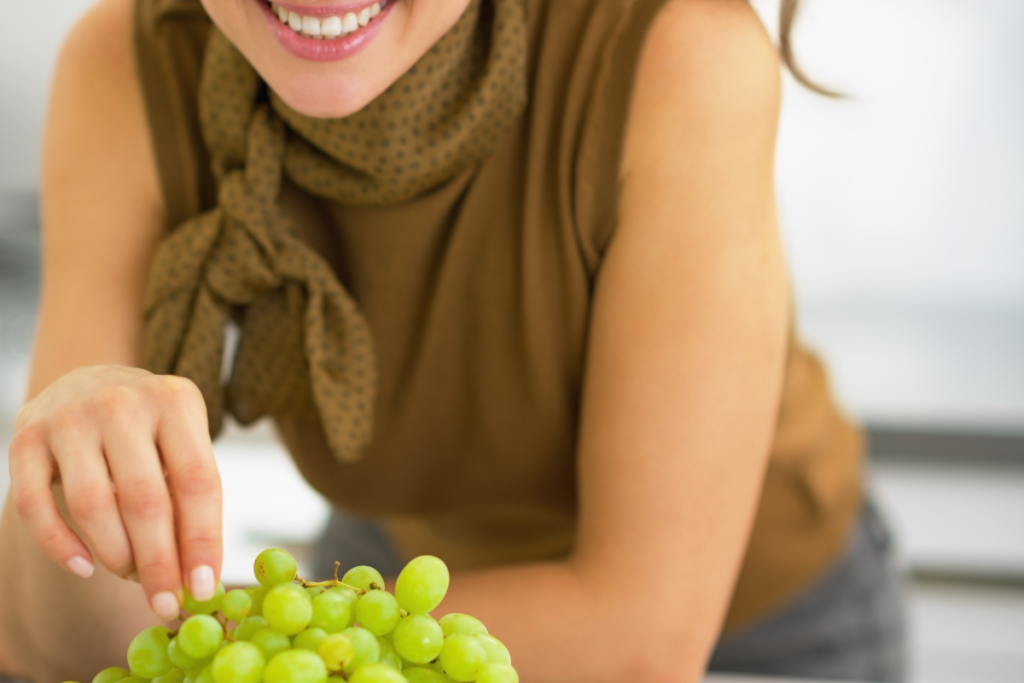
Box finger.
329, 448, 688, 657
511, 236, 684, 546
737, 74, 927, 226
7, 426, 95, 578
101, 396, 182, 621
157, 376, 223, 601
51, 431, 134, 578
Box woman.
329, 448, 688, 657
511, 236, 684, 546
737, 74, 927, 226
0, 0, 903, 681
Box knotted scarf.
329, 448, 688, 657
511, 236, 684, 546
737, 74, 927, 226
143, 0, 527, 462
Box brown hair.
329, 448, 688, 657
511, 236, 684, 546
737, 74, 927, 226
779, 0, 839, 97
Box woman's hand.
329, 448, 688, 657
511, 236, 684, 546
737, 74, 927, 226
9, 365, 222, 621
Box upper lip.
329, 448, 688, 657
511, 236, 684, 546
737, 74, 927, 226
270, 0, 381, 17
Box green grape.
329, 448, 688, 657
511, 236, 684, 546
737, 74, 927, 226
184, 582, 225, 616
292, 627, 327, 652
92, 666, 131, 683
376, 637, 402, 671
331, 586, 360, 610
310, 591, 352, 633
168, 638, 205, 670
263, 583, 313, 635
185, 662, 208, 682
339, 627, 380, 674
127, 625, 174, 678
392, 614, 443, 665
305, 586, 326, 599
341, 566, 385, 592
193, 665, 215, 683
153, 668, 187, 683
250, 629, 291, 661
248, 587, 269, 618
395, 556, 449, 615
416, 659, 446, 675
178, 615, 224, 659
121, 677, 150, 683
475, 664, 518, 683
317, 633, 354, 672
232, 617, 268, 642
348, 663, 406, 683
211, 641, 265, 683
327, 678, 346, 683
401, 668, 451, 683
354, 591, 400, 636
221, 590, 252, 622
474, 634, 511, 666
438, 633, 487, 683
253, 549, 298, 587
262, 649, 327, 683
438, 614, 486, 638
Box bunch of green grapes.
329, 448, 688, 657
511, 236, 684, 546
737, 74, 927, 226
69, 549, 518, 683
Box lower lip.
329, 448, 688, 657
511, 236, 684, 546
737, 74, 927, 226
259, 0, 395, 62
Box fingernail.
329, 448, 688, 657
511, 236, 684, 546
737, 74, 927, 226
66, 556, 94, 578
190, 565, 215, 601
151, 591, 180, 621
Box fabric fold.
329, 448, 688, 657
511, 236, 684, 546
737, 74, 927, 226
143, 0, 527, 462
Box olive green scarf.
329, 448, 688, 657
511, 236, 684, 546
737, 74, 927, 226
143, 0, 527, 461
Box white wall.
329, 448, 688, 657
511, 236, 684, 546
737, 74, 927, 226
0, 0, 98, 193
764, 0, 1024, 311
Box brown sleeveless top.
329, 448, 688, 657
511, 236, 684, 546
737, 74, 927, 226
134, 0, 863, 633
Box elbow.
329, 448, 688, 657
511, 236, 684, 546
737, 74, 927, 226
574, 592, 718, 683
564, 558, 722, 683
606, 626, 715, 683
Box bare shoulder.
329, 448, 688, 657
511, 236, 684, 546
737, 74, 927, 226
44, 0, 162, 239
620, 0, 781, 182
56, 0, 137, 84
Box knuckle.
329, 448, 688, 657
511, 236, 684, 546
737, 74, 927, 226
173, 461, 221, 497
154, 375, 201, 408
135, 552, 179, 581
118, 484, 172, 520
184, 531, 220, 549
36, 526, 67, 553
9, 422, 47, 455
65, 484, 112, 525
92, 384, 142, 419
11, 486, 44, 519
50, 404, 90, 436
182, 533, 221, 562
95, 544, 135, 577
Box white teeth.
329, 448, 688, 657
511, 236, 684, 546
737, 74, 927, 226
321, 15, 343, 37
272, 3, 384, 39
302, 15, 321, 37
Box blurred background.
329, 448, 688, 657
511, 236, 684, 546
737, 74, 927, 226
1, 0, 1023, 681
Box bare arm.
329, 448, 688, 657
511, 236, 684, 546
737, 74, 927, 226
424, 2, 787, 681
0, 1, 221, 680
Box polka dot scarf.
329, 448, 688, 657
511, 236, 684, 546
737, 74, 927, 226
143, 0, 527, 462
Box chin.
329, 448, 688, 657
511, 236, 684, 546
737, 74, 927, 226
204, 0, 417, 119
266, 69, 391, 118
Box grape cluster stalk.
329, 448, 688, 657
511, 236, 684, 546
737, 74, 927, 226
66, 549, 518, 683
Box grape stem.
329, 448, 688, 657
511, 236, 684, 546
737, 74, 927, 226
295, 574, 367, 595
216, 612, 236, 641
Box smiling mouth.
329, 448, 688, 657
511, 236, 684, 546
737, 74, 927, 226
268, 0, 389, 39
